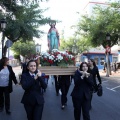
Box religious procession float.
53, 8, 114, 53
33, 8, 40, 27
38, 20, 77, 75
39, 49, 77, 75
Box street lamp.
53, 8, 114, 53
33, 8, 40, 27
106, 33, 111, 77
35, 43, 41, 54
1, 18, 7, 58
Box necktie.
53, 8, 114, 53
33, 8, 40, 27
31, 75, 34, 78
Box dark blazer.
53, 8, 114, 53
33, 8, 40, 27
71, 70, 93, 100
89, 66, 101, 85
0, 65, 18, 93
59, 75, 71, 86
20, 72, 47, 106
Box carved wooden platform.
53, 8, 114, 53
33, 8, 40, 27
38, 66, 77, 75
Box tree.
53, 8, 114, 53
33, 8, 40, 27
75, 1, 120, 75
11, 40, 36, 58
0, 1, 50, 56
76, 1, 120, 48
59, 36, 91, 54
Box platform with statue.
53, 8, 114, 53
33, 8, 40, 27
38, 20, 77, 75
39, 49, 77, 75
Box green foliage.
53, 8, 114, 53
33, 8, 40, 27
0, 1, 50, 42
0, 0, 51, 56
76, 1, 120, 48
40, 59, 51, 66
4, 4, 50, 42
59, 36, 91, 53
11, 40, 36, 57
14, 54, 20, 60
57, 60, 68, 67
59, 38, 74, 51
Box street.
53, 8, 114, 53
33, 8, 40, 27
0, 66, 120, 120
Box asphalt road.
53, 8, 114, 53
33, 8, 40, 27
0, 66, 120, 120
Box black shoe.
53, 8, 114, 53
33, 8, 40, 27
6, 110, 11, 115
0, 107, 3, 112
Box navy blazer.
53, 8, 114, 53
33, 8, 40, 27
0, 65, 18, 93
21, 72, 47, 106
71, 70, 94, 100
59, 75, 71, 86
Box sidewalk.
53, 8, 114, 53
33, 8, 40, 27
12, 66, 22, 74
12, 66, 22, 82
99, 69, 120, 78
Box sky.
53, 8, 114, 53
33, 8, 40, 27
34, 0, 109, 52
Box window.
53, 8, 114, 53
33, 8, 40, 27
100, 57, 105, 65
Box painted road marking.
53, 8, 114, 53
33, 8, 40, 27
111, 85, 120, 90
106, 85, 120, 92
102, 80, 108, 83
106, 87, 116, 92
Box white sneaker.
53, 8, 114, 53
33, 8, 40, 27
61, 105, 65, 109
59, 90, 62, 95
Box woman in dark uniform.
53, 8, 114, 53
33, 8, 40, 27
20, 60, 47, 120
71, 62, 93, 120
88, 59, 102, 109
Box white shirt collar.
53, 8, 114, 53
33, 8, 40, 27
29, 72, 35, 76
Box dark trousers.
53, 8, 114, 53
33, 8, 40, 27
24, 103, 44, 120
72, 97, 90, 120
61, 84, 70, 105
55, 78, 60, 94
0, 86, 10, 110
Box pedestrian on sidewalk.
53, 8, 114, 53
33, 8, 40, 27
103, 61, 107, 72
71, 62, 93, 120
20, 60, 47, 120
0, 57, 18, 115
113, 61, 117, 73
88, 59, 102, 110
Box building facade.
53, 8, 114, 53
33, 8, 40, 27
80, 46, 118, 69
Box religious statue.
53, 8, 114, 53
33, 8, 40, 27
47, 21, 60, 51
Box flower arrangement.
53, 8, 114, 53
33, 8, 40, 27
40, 49, 75, 67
